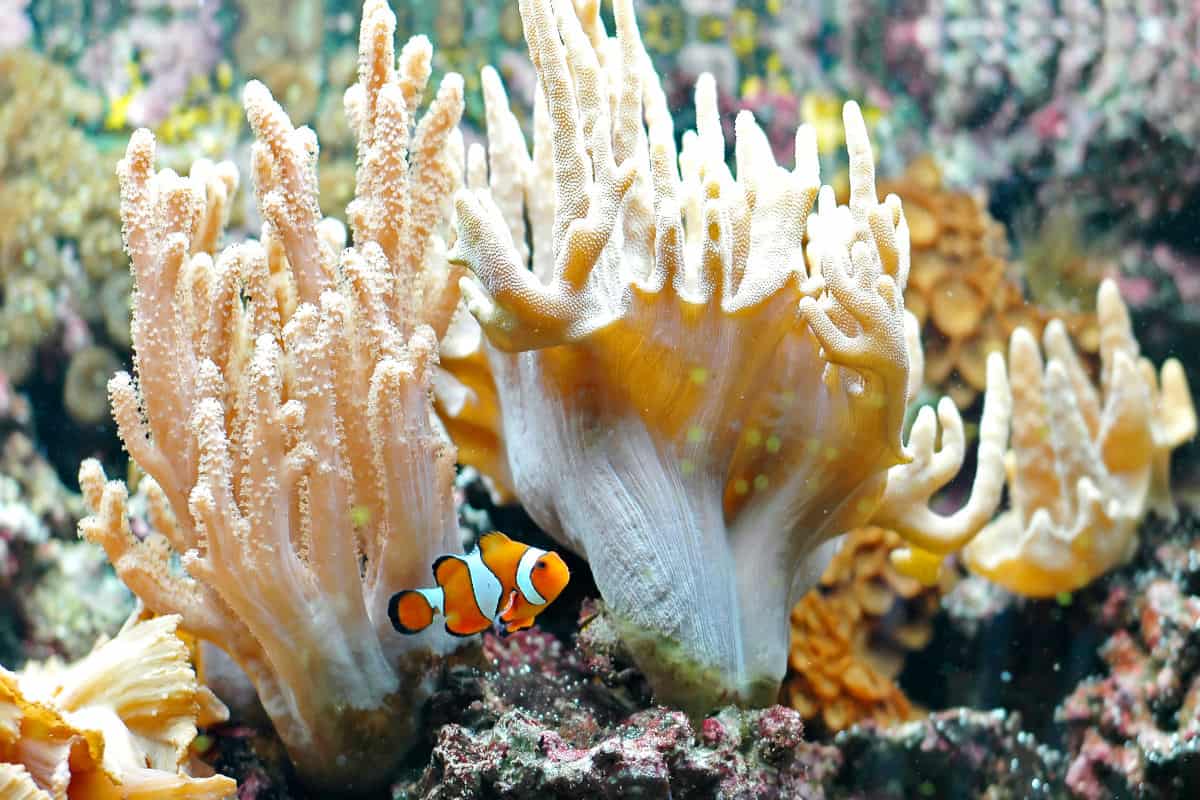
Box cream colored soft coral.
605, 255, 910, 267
964, 279, 1196, 596
450, 0, 1010, 710
0, 615, 234, 800
79, 0, 468, 790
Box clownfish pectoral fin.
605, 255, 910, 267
389, 590, 436, 634
504, 617, 536, 635
498, 590, 518, 622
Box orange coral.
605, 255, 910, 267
784, 527, 948, 732
0, 616, 234, 799
786, 592, 913, 733
882, 158, 1097, 408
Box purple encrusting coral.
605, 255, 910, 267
0, 0, 31, 52
882, 0, 1200, 225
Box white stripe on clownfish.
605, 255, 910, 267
460, 546, 505, 620
515, 546, 548, 605
416, 586, 445, 615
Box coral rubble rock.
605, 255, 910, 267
391, 621, 839, 799
416, 705, 838, 800
1059, 510, 1200, 799
832, 708, 1067, 799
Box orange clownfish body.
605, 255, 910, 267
388, 532, 570, 637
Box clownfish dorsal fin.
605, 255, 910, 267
478, 531, 513, 558
432, 554, 466, 588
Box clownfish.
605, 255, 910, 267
388, 532, 570, 637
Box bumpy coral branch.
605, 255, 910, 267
450, 0, 1008, 711
874, 353, 1011, 553
964, 279, 1196, 596
79, 0, 466, 790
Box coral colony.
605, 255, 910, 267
80, 2, 470, 790
449, 0, 1012, 712
0, 0, 1195, 797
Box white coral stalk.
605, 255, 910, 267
965, 279, 1197, 596
79, 1, 466, 790
451, 0, 1009, 710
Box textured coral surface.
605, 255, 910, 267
784, 527, 946, 733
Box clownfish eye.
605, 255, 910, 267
535, 560, 546, 570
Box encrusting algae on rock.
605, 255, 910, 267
77, 0, 483, 791
0, 614, 235, 799
448, 0, 1013, 713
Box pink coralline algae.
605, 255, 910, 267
483, 627, 576, 678
77, 0, 224, 126
886, 0, 1200, 222
1059, 512, 1200, 799
413, 706, 839, 800
1120, 243, 1200, 311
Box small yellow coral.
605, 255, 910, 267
965, 280, 1197, 596
880, 160, 1097, 409
786, 592, 914, 733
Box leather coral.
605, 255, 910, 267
78, 0, 467, 790
450, 0, 1012, 711
965, 279, 1196, 596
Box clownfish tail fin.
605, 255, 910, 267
389, 587, 442, 634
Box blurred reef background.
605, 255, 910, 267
2, 0, 1200, 798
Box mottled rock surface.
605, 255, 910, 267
832, 708, 1067, 799
395, 614, 840, 799
1058, 509, 1200, 799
